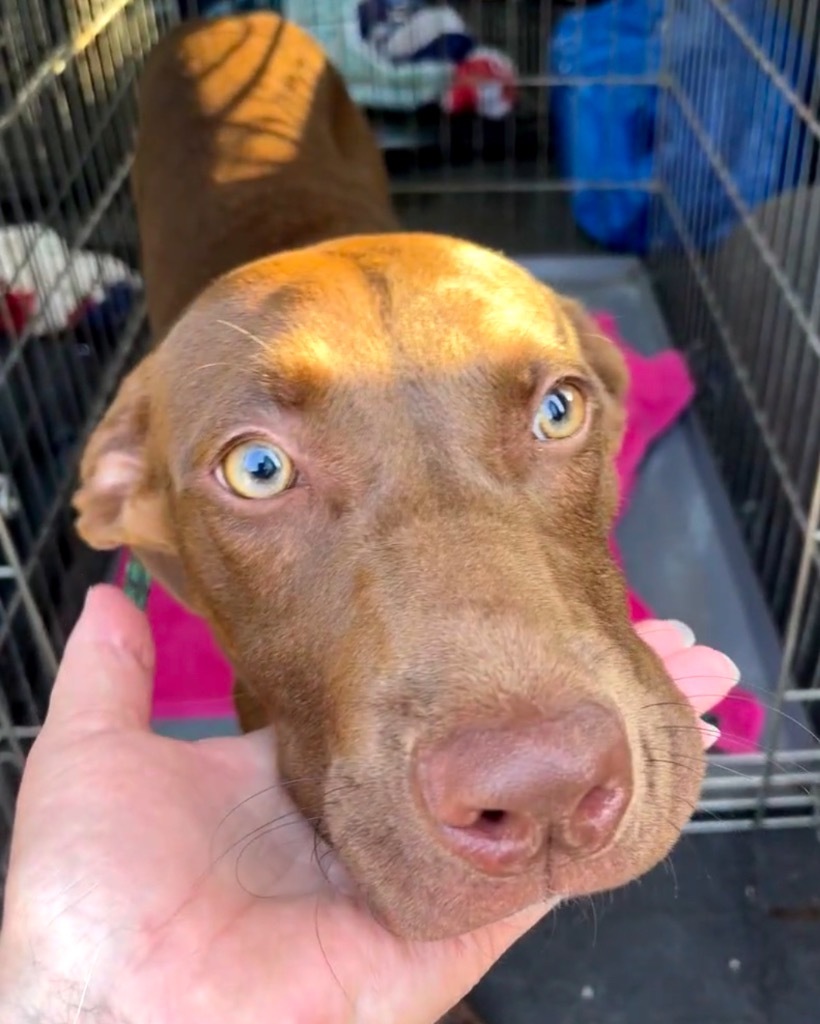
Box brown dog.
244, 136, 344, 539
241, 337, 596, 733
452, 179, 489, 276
73, 10, 704, 1017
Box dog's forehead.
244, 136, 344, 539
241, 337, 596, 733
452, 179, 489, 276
158, 238, 589, 461
169, 235, 578, 381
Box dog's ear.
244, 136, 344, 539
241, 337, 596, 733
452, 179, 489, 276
74, 355, 198, 608
73, 354, 173, 555
560, 298, 628, 453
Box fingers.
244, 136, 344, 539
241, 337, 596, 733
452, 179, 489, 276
635, 618, 695, 657
635, 619, 740, 750
662, 645, 740, 712
44, 584, 156, 735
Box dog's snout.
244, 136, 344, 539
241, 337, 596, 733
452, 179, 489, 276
415, 703, 632, 876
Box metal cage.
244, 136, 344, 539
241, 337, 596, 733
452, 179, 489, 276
0, 0, 818, 874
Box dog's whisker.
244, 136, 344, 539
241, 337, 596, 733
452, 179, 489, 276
644, 696, 819, 745
646, 756, 705, 782
313, 895, 352, 1010
219, 778, 358, 875
663, 854, 679, 897
212, 796, 344, 879
212, 781, 284, 837
587, 894, 599, 947
643, 674, 740, 692
312, 828, 336, 890
215, 317, 268, 349
652, 749, 754, 778
192, 360, 234, 373
659, 795, 718, 822
231, 814, 330, 901
318, 845, 337, 881
224, 810, 323, 864
215, 771, 331, 826
652, 734, 814, 781
213, 777, 351, 854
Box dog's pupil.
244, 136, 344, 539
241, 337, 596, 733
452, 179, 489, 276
546, 392, 569, 422
244, 448, 280, 481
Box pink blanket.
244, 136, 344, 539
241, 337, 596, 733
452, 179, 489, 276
118, 313, 762, 752
598, 312, 762, 754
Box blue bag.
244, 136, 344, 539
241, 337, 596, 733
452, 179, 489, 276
550, 0, 810, 253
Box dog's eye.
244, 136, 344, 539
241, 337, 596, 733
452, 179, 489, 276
533, 383, 586, 441
218, 440, 295, 499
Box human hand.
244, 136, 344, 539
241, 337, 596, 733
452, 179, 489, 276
0, 587, 736, 1024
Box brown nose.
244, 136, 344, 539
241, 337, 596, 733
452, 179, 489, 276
414, 703, 632, 876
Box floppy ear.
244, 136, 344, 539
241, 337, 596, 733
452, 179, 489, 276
560, 297, 628, 453
73, 356, 193, 607
73, 355, 168, 551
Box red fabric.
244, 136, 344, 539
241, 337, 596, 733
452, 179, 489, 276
442, 52, 516, 117
118, 312, 762, 751
0, 285, 93, 337
1, 287, 36, 336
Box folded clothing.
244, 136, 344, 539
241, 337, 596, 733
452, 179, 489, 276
358, 1, 472, 64
0, 224, 141, 338
283, 0, 516, 117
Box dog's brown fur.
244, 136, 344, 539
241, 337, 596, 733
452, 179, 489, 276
73, 12, 704, 1019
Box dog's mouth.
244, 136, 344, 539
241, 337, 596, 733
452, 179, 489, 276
321, 804, 685, 941
308, 707, 702, 940
271, 634, 703, 939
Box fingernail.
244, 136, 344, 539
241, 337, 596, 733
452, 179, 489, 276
111, 631, 156, 676
719, 652, 741, 682
667, 619, 696, 647
701, 720, 721, 747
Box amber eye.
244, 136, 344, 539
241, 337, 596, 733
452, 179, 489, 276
532, 383, 587, 441
218, 440, 295, 499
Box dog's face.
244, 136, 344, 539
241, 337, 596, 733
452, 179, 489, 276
74, 234, 704, 939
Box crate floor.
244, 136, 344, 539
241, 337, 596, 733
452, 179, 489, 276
471, 828, 820, 1024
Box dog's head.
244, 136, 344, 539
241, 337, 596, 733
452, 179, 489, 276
74, 234, 703, 939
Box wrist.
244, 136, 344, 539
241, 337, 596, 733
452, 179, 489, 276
0, 943, 106, 1024
0, 952, 43, 1023
0, 944, 52, 1023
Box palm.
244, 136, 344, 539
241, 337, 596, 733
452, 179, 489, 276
1, 589, 735, 1024
6, 714, 534, 1024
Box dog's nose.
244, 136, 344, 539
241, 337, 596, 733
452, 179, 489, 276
415, 703, 632, 876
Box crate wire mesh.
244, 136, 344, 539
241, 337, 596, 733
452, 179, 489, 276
0, 0, 180, 859
0, 0, 818, 868
648, 0, 820, 828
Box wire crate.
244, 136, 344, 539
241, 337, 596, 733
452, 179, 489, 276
0, 0, 818, 870
0, 0, 179, 859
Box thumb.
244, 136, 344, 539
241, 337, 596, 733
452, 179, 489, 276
43, 584, 156, 735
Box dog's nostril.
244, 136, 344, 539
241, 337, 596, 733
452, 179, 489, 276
469, 808, 513, 838
562, 784, 629, 851
443, 805, 540, 869
415, 704, 633, 877
480, 809, 506, 825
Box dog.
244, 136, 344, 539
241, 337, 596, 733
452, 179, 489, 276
73, 13, 705, 1022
